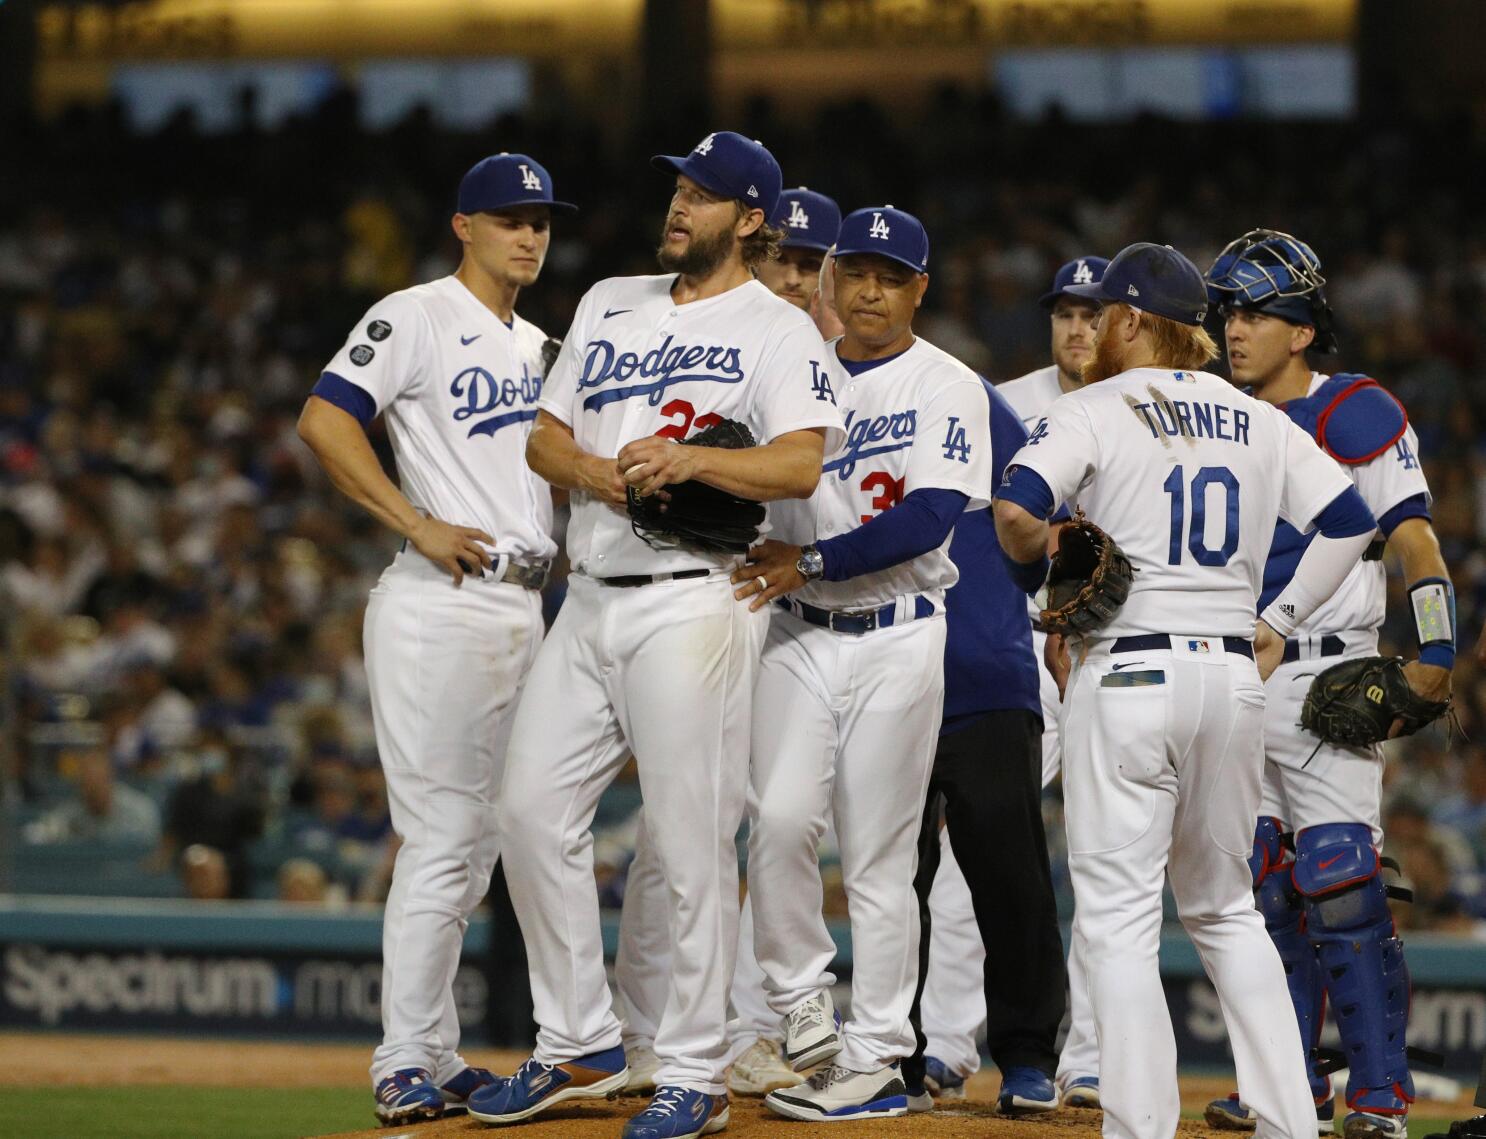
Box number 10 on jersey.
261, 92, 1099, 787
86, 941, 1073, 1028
1163, 464, 1240, 567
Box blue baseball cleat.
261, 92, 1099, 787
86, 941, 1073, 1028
1060, 1075, 1101, 1109
438, 1065, 500, 1117
467, 1045, 628, 1124
997, 1065, 1058, 1115
374, 1068, 444, 1126
923, 1055, 967, 1099
622, 1086, 730, 1139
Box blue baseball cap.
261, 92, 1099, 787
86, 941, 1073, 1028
652, 131, 783, 219
1039, 256, 1110, 308
1061, 242, 1208, 326
457, 153, 576, 214
771, 188, 841, 252
832, 206, 929, 274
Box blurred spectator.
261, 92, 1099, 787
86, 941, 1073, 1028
278, 857, 331, 905
1432, 746, 1486, 867
180, 843, 232, 900
22, 746, 160, 844
160, 737, 266, 897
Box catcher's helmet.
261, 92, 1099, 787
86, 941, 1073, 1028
1205, 228, 1337, 353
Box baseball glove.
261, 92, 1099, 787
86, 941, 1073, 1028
1039, 513, 1134, 636
1301, 655, 1450, 746
627, 418, 766, 555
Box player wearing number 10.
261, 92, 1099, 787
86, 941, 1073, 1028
993, 242, 1379, 1139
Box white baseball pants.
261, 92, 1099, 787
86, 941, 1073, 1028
1063, 638, 1316, 1139
366, 550, 544, 1084
748, 610, 946, 1073
921, 829, 985, 1077
499, 572, 767, 1096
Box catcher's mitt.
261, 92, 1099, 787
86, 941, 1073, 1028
627, 418, 766, 555
1301, 655, 1450, 746
1039, 513, 1134, 635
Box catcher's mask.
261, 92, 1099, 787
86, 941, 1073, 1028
1205, 228, 1337, 354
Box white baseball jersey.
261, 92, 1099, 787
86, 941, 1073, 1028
1275, 372, 1429, 639
322, 275, 556, 563
770, 337, 993, 610
1008, 366, 1352, 638
539, 275, 844, 578
997, 364, 1064, 431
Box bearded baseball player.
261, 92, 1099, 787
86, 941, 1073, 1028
297, 153, 572, 1126
1201, 230, 1454, 1139
468, 131, 842, 1139
733, 206, 994, 1122
995, 255, 1110, 1108
613, 187, 842, 1102
994, 242, 1379, 1139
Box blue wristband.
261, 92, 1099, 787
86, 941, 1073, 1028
1007, 552, 1050, 597
1419, 644, 1456, 670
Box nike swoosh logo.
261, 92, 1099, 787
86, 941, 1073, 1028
603, 308, 632, 319
461, 334, 482, 345
1318, 854, 1344, 870
1110, 662, 1142, 671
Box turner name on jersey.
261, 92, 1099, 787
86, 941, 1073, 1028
320, 275, 556, 564
772, 337, 994, 611
1008, 367, 1351, 638
539, 274, 844, 578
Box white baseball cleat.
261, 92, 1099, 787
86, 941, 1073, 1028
782, 990, 842, 1071
764, 1062, 910, 1121
624, 1042, 661, 1094
727, 1038, 805, 1096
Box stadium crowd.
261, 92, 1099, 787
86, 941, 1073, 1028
4, 85, 1486, 926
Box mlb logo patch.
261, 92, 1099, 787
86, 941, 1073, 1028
1186, 638, 1211, 654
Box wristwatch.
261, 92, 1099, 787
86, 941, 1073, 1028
796, 544, 825, 581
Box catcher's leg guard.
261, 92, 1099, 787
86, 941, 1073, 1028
1293, 823, 1414, 1116
1251, 817, 1330, 1104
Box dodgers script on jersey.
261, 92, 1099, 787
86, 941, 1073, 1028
997, 365, 1063, 431
322, 276, 556, 563
1268, 372, 1429, 643
539, 274, 844, 577
1008, 367, 1351, 638
772, 337, 993, 610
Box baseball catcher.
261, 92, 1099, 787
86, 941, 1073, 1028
627, 418, 766, 554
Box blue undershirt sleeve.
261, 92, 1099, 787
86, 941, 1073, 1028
1312, 484, 1377, 539
817, 488, 969, 582
312, 372, 378, 428
992, 465, 1056, 521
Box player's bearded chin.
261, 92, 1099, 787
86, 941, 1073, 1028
656, 215, 732, 276
1082, 307, 1127, 384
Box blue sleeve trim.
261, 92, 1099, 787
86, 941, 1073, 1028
818, 488, 968, 582
993, 465, 1056, 521
1050, 503, 1072, 524
1312, 485, 1376, 539
312, 372, 377, 427
1375, 493, 1431, 538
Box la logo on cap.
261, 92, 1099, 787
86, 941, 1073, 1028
788, 200, 810, 228
1073, 260, 1094, 283
695, 133, 716, 155
869, 211, 891, 240
519, 164, 542, 191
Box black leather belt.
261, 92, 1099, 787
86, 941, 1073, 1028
1110, 633, 1254, 660
500, 561, 551, 590
1281, 634, 1345, 664
596, 568, 710, 588
779, 595, 936, 636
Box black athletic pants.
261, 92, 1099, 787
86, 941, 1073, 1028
903, 707, 1066, 1086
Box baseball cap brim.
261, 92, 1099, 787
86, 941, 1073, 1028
463, 197, 578, 214
1039, 284, 1102, 308
831, 244, 925, 274
781, 236, 834, 253
1059, 281, 1111, 304
651, 154, 738, 203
